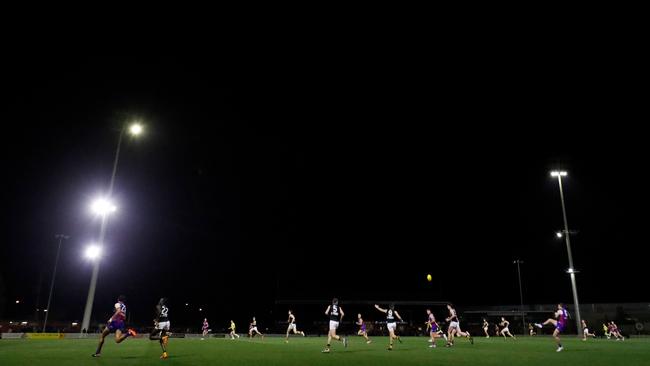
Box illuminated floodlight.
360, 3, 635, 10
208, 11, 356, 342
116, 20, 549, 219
129, 123, 143, 136
15, 300, 20, 304
556, 231, 563, 238
91, 198, 117, 216
550, 171, 568, 177
85, 245, 102, 260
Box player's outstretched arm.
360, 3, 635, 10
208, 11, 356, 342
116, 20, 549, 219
395, 311, 403, 321
375, 304, 387, 313
325, 306, 331, 315
340, 307, 345, 322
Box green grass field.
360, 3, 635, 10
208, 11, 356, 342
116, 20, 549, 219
1, 336, 649, 366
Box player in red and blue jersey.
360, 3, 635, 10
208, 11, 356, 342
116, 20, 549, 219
356, 313, 371, 344
426, 309, 442, 348
535, 303, 567, 352
92, 295, 137, 357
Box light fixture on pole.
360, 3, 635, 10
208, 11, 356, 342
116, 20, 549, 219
81, 120, 145, 333
550, 170, 582, 335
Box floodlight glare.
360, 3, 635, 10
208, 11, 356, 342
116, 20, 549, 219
85, 245, 102, 260
556, 231, 563, 238
91, 198, 116, 216
551, 171, 568, 177
129, 123, 143, 136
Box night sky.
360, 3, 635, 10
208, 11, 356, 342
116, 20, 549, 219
0, 45, 647, 329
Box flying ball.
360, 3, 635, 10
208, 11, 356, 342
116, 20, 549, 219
427, 274, 432, 282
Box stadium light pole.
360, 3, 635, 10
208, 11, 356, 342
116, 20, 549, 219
513, 259, 525, 335
81, 121, 144, 333
550, 170, 582, 335
42, 234, 69, 332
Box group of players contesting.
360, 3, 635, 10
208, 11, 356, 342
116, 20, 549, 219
91, 296, 619, 359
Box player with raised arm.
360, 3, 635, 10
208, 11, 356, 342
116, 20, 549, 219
285, 310, 305, 342
249, 317, 264, 338
375, 304, 403, 351
228, 320, 240, 339
534, 303, 568, 352
149, 297, 170, 359
499, 317, 516, 340
581, 319, 596, 340
482, 318, 490, 338
91, 295, 137, 357
322, 298, 348, 353
356, 313, 371, 344
201, 318, 209, 340
445, 303, 473, 347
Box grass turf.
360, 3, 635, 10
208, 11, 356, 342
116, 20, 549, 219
1, 335, 649, 366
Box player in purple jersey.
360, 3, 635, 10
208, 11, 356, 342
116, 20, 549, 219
426, 309, 442, 348
92, 295, 137, 357
356, 313, 371, 344
201, 318, 209, 340
534, 303, 567, 352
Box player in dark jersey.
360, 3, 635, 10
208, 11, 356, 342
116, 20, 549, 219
581, 319, 596, 341
426, 309, 442, 348
356, 313, 371, 344
323, 298, 348, 353
534, 303, 568, 352
375, 304, 403, 351
445, 304, 473, 347
529, 323, 537, 336
285, 310, 305, 342
149, 297, 170, 359
248, 317, 264, 338
91, 295, 137, 357
482, 318, 490, 338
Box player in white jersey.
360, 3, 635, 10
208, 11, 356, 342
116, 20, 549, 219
322, 298, 348, 353
499, 317, 516, 339
248, 317, 264, 338
285, 310, 305, 342
581, 319, 596, 340
445, 304, 473, 347
375, 304, 403, 351
201, 318, 209, 339
482, 318, 490, 338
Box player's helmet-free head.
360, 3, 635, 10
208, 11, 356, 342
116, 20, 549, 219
447, 303, 454, 309
426, 309, 431, 314
389, 303, 395, 310
332, 298, 339, 305
358, 313, 362, 318
159, 297, 168, 305
118, 295, 126, 302
558, 303, 564, 309
288, 310, 292, 314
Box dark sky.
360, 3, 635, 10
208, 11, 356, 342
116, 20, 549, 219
0, 41, 647, 329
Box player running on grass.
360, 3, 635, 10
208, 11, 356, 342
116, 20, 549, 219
581, 320, 596, 340
529, 323, 537, 336
482, 318, 490, 338
285, 310, 305, 342
356, 313, 371, 344
445, 303, 473, 347
201, 318, 209, 340
534, 303, 568, 352
149, 297, 170, 359
229, 320, 240, 339
249, 317, 264, 338
499, 317, 516, 339
609, 321, 625, 340
92, 295, 137, 357
322, 298, 348, 353
375, 304, 403, 351
426, 309, 442, 348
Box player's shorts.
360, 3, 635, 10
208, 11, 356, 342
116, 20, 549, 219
329, 321, 339, 330
250, 327, 258, 333
502, 327, 510, 333
555, 322, 565, 332
156, 321, 170, 330
449, 321, 460, 329
430, 325, 439, 333
107, 320, 126, 332
387, 322, 397, 331
583, 328, 589, 334
288, 323, 296, 332
360, 325, 367, 332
